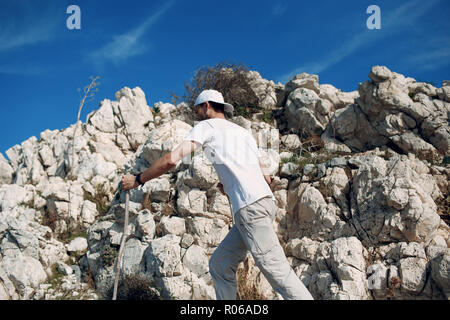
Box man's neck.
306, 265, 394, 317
207, 113, 226, 120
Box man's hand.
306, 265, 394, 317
121, 174, 139, 191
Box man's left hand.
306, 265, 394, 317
121, 175, 139, 191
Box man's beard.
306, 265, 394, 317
198, 107, 209, 120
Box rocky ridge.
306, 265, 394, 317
0, 65, 448, 300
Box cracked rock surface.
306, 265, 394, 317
1, 68, 449, 300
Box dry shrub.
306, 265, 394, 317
161, 203, 174, 216
83, 269, 96, 290
83, 183, 111, 216
105, 273, 160, 300
42, 208, 58, 232
236, 258, 267, 300
182, 62, 259, 118
385, 276, 402, 299
300, 134, 325, 153
436, 193, 450, 226
417, 149, 443, 165
142, 192, 152, 211
41, 207, 86, 243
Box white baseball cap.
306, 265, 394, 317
194, 89, 234, 113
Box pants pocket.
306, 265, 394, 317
235, 202, 279, 256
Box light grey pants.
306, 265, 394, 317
209, 196, 314, 300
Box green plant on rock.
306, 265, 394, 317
101, 243, 118, 267
61, 224, 87, 244
235, 105, 250, 118
262, 110, 273, 123
281, 153, 299, 165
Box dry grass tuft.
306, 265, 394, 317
237, 258, 268, 300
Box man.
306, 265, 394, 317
122, 89, 314, 300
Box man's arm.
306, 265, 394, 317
121, 140, 201, 190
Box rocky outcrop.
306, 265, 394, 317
275, 66, 450, 161
330, 66, 450, 157
282, 153, 449, 300
0, 66, 448, 300
277, 72, 359, 138
246, 70, 284, 109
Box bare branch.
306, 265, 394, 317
70, 75, 100, 180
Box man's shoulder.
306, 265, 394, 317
196, 118, 234, 130
196, 118, 251, 136
192, 119, 214, 129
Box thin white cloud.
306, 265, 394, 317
401, 33, 450, 72
279, 0, 443, 82
0, 24, 56, 52
0, 1, 58, 52
89, 1, 175, 65
0, 2, 59, 53
406, 48, 450, 71
0, 1, 58, 75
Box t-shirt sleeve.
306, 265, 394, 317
183, 121, 213, 146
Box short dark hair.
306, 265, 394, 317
208, 101, 225, 113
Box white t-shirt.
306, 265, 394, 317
183, 118, 275, 215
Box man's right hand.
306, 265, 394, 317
121, 175, 139, 191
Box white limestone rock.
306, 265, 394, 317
176, 185, 207, 217
115, 86, 154, 149
67, 237, 88, 254
0, 153, 14, 185
180, 155, 219, 190
159, 216, 186, 236
135, 209, 156, 243
144, 176, 172, 202
145, 234, 183, 277
0, 254, 47, 299
187, 217, 229, 248
87, 99, 117, 133
139, 119, 192, 165
182, 244, 209, 277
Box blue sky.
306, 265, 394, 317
1, 0, 449, 159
